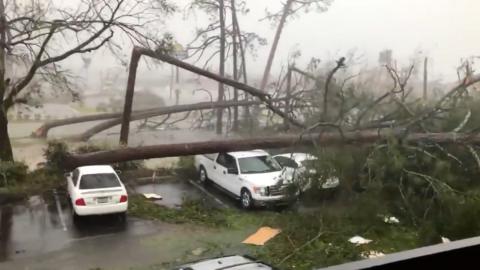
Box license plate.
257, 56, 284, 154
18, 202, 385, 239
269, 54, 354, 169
97, 197, 109, 203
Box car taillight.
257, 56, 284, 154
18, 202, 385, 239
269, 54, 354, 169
75, 198, 86, 206
120, 195, 128, 203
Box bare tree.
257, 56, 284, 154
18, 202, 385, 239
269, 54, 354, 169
0, 0, 174, 161
187, 0, 265, 133
260, 0, 332, 90
216, 0, 226, 134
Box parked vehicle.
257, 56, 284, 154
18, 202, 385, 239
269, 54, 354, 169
273, 153, 340, 191
175, 255, 276, 270
194, 150, 297, 209
65, 165, 128, 217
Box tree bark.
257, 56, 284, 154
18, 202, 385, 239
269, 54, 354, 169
0, 108, 13, 161
119, 48, 142, 145
260, 0, 294, 90
231, 0, 239, 132
63, 131, 480, 169
231, 4, 250, 128
216, 0, 226, 135
423, 57, 428, 101
0, 0, 12, 162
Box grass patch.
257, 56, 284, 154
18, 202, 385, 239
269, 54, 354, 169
128, 194, 422, 269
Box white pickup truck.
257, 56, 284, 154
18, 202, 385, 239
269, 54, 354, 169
194, 150, 296, 208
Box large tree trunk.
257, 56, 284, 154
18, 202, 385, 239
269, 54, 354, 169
260, 0, 294, 90
216, 0, 226, 135
63, 131, 480, 169
0, 108, 13, 161
423, 57, 428, 101
231, 3, 250, 129
231, 0, 239, 132
0, 0, 12, 162
119, 48, 142, 145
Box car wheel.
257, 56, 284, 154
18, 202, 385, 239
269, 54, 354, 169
118, 212, 127, 222
199, 167, 209, 184
240, 189, 253, 209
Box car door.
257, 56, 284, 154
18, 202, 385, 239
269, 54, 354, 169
216, 153, 240, 195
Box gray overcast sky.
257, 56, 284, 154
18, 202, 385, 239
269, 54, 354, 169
84, 0, 480, 86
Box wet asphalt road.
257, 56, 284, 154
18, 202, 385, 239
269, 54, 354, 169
0, 179, 254, 270
0, 175, 309, 270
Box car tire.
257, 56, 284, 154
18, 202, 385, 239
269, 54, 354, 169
240, 189, 254, 209
118, 212, 127, 222
199, 166, 209, 184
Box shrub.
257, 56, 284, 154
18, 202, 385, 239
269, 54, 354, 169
44, 141, 70, 171
0, 161, 28, 186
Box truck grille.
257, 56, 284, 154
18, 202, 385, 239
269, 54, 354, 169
267, 184, 288, 196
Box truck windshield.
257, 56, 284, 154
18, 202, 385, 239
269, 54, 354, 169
238, 155, 282, 174
79, 173, 121, 189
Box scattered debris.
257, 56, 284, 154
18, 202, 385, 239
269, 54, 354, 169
383, 216, 400, 224
441, 236, 451, 243
143, 193, 163, 200
348, 236, 372, 246
191, 247, 207, 256
242, 227, 281, 246
361, 250, 385, 259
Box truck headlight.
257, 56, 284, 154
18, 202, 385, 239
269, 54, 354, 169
253, 186, 267, 196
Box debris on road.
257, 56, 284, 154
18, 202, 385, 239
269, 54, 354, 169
348, 236, 372, 246
242, 227, 281, 246
191, 247, 207, 256
143, 193, 163, 200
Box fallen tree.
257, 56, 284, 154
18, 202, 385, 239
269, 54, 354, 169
33, 98, 286, 139
71, 98, 288, 141
63, 131, 480, 169
119, 46, 306, 145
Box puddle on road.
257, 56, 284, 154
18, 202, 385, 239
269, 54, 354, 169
134, 181, 202, 208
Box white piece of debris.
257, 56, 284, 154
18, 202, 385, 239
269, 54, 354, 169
361, 250, 385, 259
143, 193, 163, 200
441, 236, 451, 243
348, 236, 372, 245
383, 216, 400, 224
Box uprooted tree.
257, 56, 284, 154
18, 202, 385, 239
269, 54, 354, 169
0, 0, 175, 161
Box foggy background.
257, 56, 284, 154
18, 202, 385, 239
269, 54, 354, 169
71, 0, 479, 92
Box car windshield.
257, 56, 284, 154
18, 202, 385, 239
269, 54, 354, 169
238, 155, 282, 174
79, 173, 121, 189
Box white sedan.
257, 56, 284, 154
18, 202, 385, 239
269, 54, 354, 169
66, 165, 128, 217
273, 153, 340, 191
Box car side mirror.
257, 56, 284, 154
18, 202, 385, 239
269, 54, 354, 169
227, 168, 238, 175
64, 172, 72, 178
